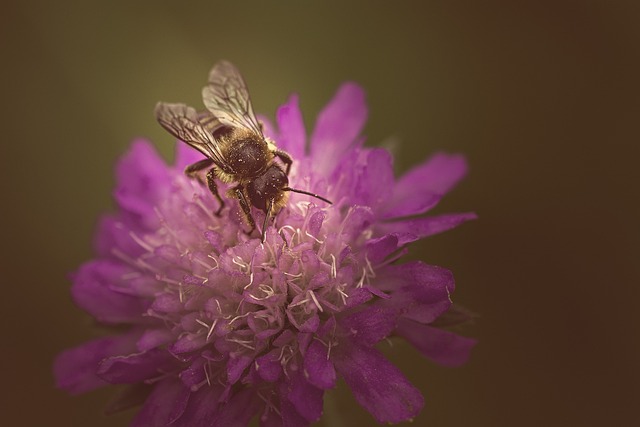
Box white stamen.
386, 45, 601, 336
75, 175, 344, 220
309, 290, 323, 312
243, 271, 255, 289
194, 255, 217, 272
195, 319, 209, 329
288, 298, 309, 309
232, 256, 249, 272
128, 232, 154, 252
228, 312, 250, 325
207, 319, 218, 341
338, 287, 348, 305
204, 363, 211, 386
357, 268, 367, 288
206, 254, 219, 269
330, 254, 337, 279
227, 338, 255, 350
305, 230, 323, 244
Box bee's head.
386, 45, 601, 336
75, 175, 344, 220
247, 165, 289, 212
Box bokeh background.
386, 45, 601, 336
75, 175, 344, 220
2, 1, 639, 426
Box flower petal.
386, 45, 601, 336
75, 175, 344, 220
256, 349, 283, 382
93, 214, 145, 259
339, 306, 398, 345
210, 388, 261, 427
310, 83, 367, 174
171, 384, 227, 427
71, 260, 147, 324
356, 149, 394, 208
53, 332, 139, 394
286, 370, 324, 423
383, 153, 468, 218
396, 318, 477, 367
379, 212, 478, 245
114, 140, 171, 226
130, 379, 190, 427
366, 234, 400, 264
97, 347, 176, 384
332, 148, 394, 208
304, 340, 336, 390
227, 353, 254, 384
334, 341, 423, 423
276, 94, 306, 159
375, 261, 454, 324
174, 141, 206, 171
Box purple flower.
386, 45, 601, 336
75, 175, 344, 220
54, 83, 476, 426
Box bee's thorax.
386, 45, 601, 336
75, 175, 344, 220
220, 128, 272, 178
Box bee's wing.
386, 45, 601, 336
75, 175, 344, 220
154, 102, 227, 166
201, 60, 264, 137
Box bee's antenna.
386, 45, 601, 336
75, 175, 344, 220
284, 187, 332, 205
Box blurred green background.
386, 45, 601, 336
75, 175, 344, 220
2, 0, 639, 426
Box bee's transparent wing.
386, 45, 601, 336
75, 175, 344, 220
154, 102, 227, 166
202, 60, 263, 137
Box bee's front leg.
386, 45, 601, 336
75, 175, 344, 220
205, 168, 225, 216
185, 159, 225, 216
231, 185, 256, 237
185, 158, 214, 181
274, 149, 293, 175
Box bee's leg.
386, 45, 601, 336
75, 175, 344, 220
274, 149, 293, 175
185, 158, 214, 182
185, 159, 224, 215
260, 199, 274, 243
205, 168, 225, 216
232, 186, 256, 237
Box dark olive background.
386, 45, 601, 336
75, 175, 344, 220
2, 1, 638, 426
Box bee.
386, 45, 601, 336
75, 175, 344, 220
155, 60, 331, 242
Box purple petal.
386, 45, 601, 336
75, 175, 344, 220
137, 328, 176, 352
256, 349, 283, 382
53, 332, 139, 394
332, 148, 394, 208
276, 94, 306, 159
273, 398, 309, 427
304, 340, 336, 389
209, 388, 261, 427
179, 357, 208, 391
310, 83, 367, 174
93, 214, 145, 259
396, 318, 477, 367
356, 149, 394, 208
383, 153, 468, 218
71, 260, 146, 324
375, 261, 454, 324
227, 353, 253, 384
97, 347, 176, 384
379, 212, 478, 245
174, 141, 206, 171
171, 384, 227, 427
338, 306, 398, 345
286, 370, 324, 423
334, 341, 424, 423
366, 234, 400, 264
104, 383, 153, 415
113, 140, 171, 225
131, 379, 190, 427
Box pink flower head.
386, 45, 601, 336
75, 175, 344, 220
55, 82, 476, 426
